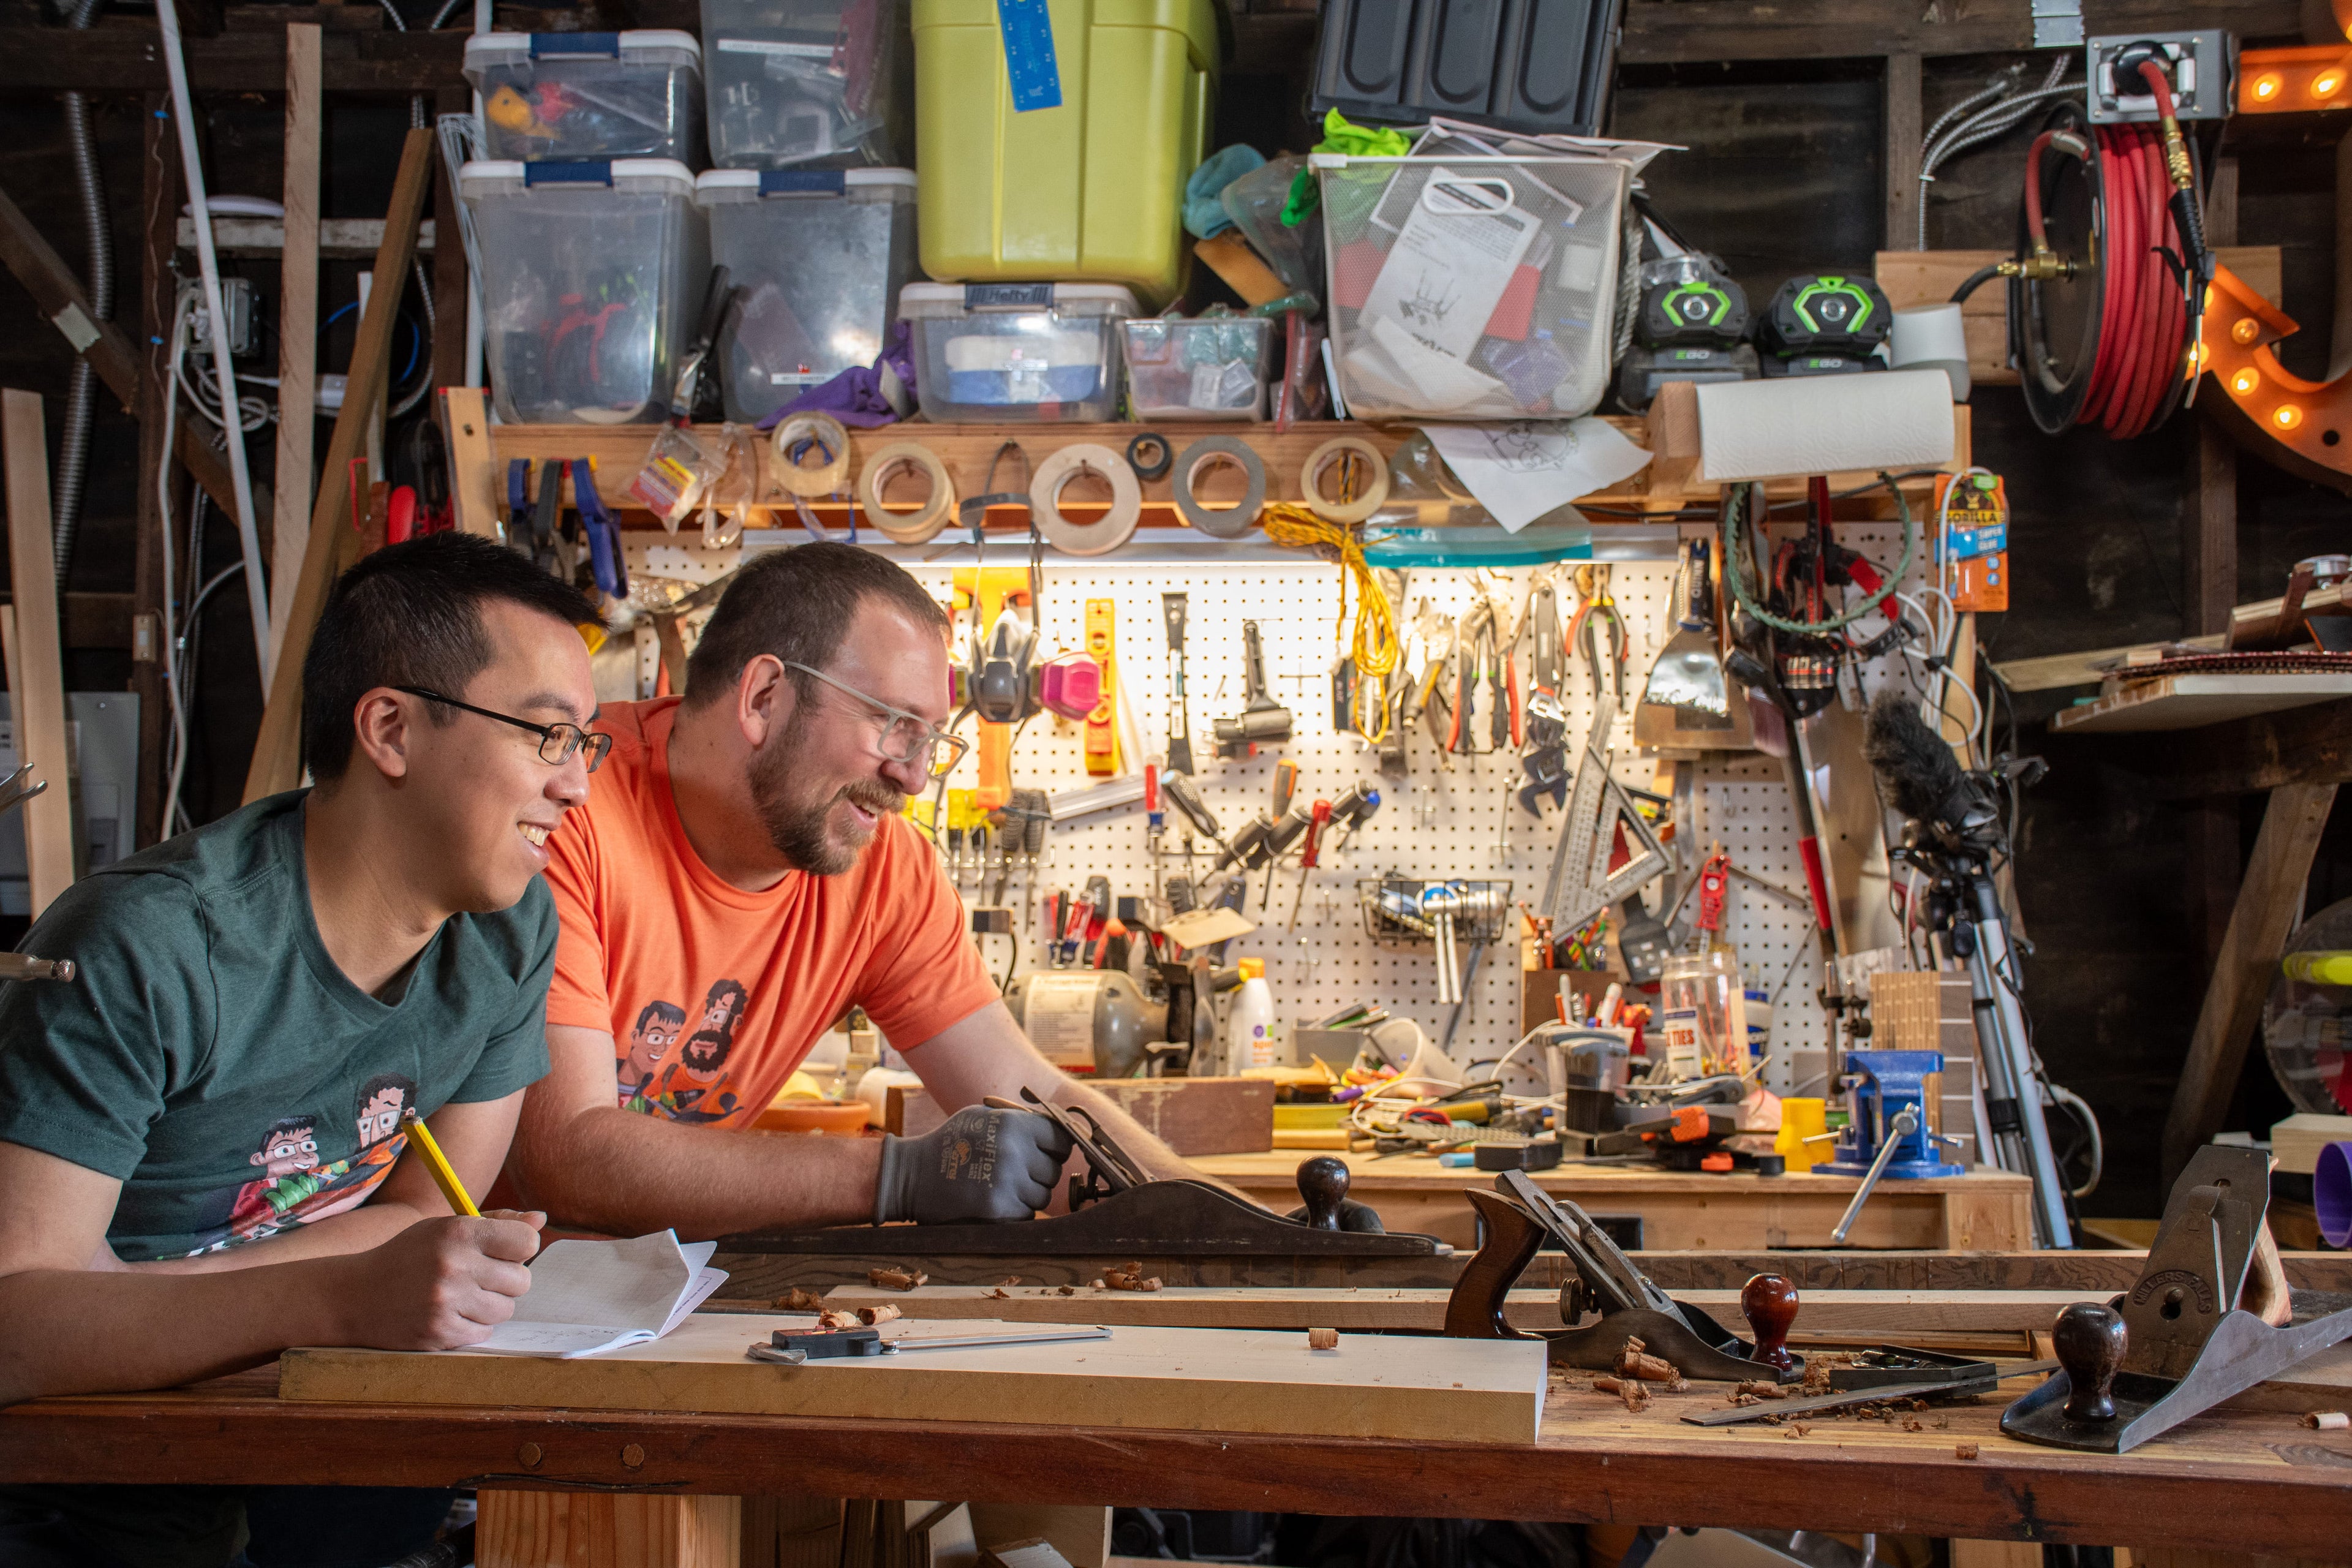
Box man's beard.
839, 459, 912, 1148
750, 713, 905, 876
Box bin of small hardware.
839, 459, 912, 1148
1316, 145, 1629, 420
1121, 311, 1272, 420
899, 281, 1136, 422
463, 159, 710, 425
698, 167, 920, 424
466, 32, 705, 164
701, 0, 910, 168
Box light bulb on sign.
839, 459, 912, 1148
2276, 404, 2306, 431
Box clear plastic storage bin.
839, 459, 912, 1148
1316, 150, 1629, 420
698, 168, 919, 424
462, 160, 709, 425
1121, 312, 1272, 420
703, 0, 910, 168
900, 282, 1134, 422
466, 32, 704, 165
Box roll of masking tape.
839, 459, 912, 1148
1029, 443, 1142, 557
1171, 435, 1267, 540
1299, 435, 1390, 524
856, 441, 956, 545
772, 412, 852, 497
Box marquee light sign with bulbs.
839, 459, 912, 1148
2198, 263, 2352, 492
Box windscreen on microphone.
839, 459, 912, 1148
1864, 688, 1969, 825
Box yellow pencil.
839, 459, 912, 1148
401, 1107, 480, 1218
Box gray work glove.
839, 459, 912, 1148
875, 1105, 1076, 1225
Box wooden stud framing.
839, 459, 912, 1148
3, 391, 81, 916
269, 21, 322, 679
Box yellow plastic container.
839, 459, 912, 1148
1776, 1097, 1828, 1174
911, 0, 1219, 307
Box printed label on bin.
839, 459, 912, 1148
994, 0, 1063, 113
530, 30, 620, 56
964, 282, 1055, 309
716, 38, 835, 56
1022, 973, 1098, 1069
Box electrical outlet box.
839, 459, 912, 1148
2087, 30, 2236, 123
188, 276, 257, 356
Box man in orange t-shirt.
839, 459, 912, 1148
507, 543, 1227, 1236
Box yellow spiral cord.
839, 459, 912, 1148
1258, 502, 1401, 741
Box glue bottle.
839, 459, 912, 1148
1227, 958, 1276, 1073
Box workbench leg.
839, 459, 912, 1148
1939, 1185, 2028, 1251
476, 1490, 741, 1568
742, 1496, 843, 1568
2160, 783, 2337, 1186
1950, 1544, 2040, 1568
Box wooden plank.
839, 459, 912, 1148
0, 178, 242, 521
430, 84, 467, 393
812, 1284, 2103, 1336
489, 411, 1971, 525
268, 20, 320, 680
18, 1359, 2352, 1556
3, 391, 81, 916
1875, 247, 2284, 386
0, 26, 468, 92
886, 1080, 1273, 1156
440, 386, 500, 538
1614, 0, 2299, 64
241, 127, 434, 804
2048, 674, 2352, 734
1992, 635, 2226, 693
477, 1491, 741, 1568
1884, 53, 1923, 251
279, 1316, 1547, 1444
173, 216, 437, 256
2163, 783, 2340, 1184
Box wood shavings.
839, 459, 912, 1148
1954, 1443, 1980, 1460
1308, 1327, 1340, 1350
1904, 1419, 1924, 1433
2305, 1411, 2351, 1430
1615, 1336, 1683, 1383
1791, 1423, 1811, 1437
1736, 1379, 1786, 1400
1592, 1374, 1649, 1412
1056, 1284, 1076, 1296
856, 1304, 902, 1326
867, 1267, 927, 1291
986, 1287, 1011, 1300
1104, 1262, 1163, 1292
774, 1287, 824, 1311
1728, 1392, 1760, 1407
816, 1310, 861, 1330
1000, 1276, 1024, 1287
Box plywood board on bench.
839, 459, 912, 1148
2049, 674, 2352, 734
279, 1315, 1545, 1444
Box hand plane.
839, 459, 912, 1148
1443, 1169, 1800, 1381
2001, 1145, 2352, 1453
726, 1092, 1446, 1261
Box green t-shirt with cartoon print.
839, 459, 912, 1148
0, 790, 554, 1261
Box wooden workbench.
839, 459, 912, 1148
5, 1355, 2346, 1559
1189, 1150, 2033, 1252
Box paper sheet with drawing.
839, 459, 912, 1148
1419, 420, 1652, 533
1358, 168, 1541, 362
467, 1230, 728, 1359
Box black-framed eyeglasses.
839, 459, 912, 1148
783, 662, 969, 780
394, 687, 613, 774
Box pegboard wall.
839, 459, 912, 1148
616, 522, 1932, 1095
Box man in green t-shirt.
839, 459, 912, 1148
0, 533, 606, 1568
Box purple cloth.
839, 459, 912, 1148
757, 322, 918, 431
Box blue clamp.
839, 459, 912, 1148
568, 458, 628, 600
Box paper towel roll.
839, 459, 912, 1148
1694, 369, 1956, 483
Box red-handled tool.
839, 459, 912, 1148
1288, 797, 1333, 932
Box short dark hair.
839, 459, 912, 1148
354, 1072, 415, 1118
253, 1115, 316, 1155
302, 533, 602, 782
633, 999, 687, 1033
682, 543, 948, 707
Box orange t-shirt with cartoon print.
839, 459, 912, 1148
541, 698, 998, 1126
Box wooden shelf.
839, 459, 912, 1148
456, 412, 1972, 534
2048, 672, 2352, 734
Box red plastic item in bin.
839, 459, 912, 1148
1481, 265, 1540, 341
1332, 239, 1387, 312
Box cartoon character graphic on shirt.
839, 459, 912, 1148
633, 979, 747, 1124
616, 998, 687, 1108
217, 1072, 419, 1246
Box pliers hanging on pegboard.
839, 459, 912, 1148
1447, 599, 1499, 756
1477, 570, 1523, 753
1568, 563, 1627, 705
1518, 573, 1570, 816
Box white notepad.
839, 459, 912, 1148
469, 1230, 729, 1359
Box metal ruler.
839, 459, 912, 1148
1542, 693, 1668, 933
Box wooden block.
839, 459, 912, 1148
477, 1490, 740, 1568
440, 385, 501, 538
1642, 379, 1700, 497
2272, 1113, 2352, 1175
2, 390, 80, 915
1192, 232, 1287, 307
280, 1315, 1546, 1444
885, 1080, 1273, 1156
969, 1509, 1106, 1568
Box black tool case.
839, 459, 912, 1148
1310, 0, 1624, 138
